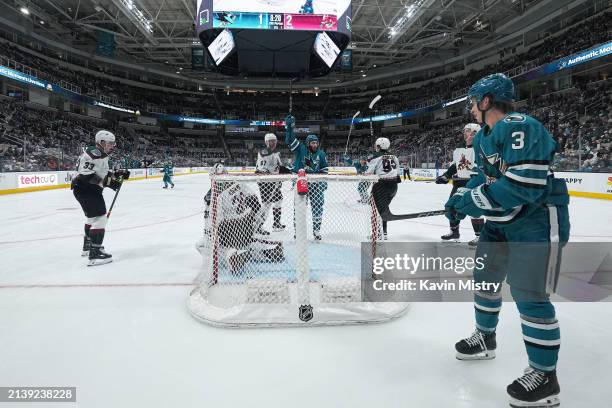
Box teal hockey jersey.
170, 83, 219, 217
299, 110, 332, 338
466, 112, 568, 224
285, 130, 329, 174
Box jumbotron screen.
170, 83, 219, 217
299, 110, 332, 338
196, 0, 352, 35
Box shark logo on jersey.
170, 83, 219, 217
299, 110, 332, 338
304, 156, 320, 171
479, 147, 506, 182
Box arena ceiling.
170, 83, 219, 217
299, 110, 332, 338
3, 0, 564, 87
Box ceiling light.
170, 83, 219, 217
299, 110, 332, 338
20, 7, 30, 15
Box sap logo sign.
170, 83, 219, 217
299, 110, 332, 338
563, 178, 582, 184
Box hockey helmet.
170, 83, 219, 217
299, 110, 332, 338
467, 73, 515, 110
305, 134, 319, 144
375, 137, 390, 151
95, 130, 116, 145
264, 133, 277, 143
464, 123, 481, 133
211, 163, 227, 176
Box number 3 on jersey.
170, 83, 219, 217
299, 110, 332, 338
511, 131, 525, 150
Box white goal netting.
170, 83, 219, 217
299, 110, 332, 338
189, 173, 408, 327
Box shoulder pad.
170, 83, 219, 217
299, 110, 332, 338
86, 146, 107, 159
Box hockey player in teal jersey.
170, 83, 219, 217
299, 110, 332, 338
161, 163, 174, 188
285, 114, 328, 240
342, 154, 370, 203
445, 73, 569, 408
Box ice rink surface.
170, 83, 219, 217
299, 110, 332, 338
1, 173, 611, 408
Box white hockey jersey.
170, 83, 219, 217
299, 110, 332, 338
76, 146, 110, 186
452, 147, 476, 179
205, 182, 257, 226
255, 148, 282, 174
366, 153, 400, 181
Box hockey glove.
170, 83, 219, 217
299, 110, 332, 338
105, 177, 122, 191
445, 187, 487, 220
435, 175, 449, 184
114, 169, 130, 180
204, 189, 212, 206
285, 115, 295, 130
278, 165, 292, 174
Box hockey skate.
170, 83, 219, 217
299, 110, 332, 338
88, 245, 113, 266
468, 236, 480, 248
272, 223, 286, 232
255, 226, 270, 237
313, 230, 322, 241
455, 330, 496, 360
272, 209, 285, 232
441, 229, 460, 241
81, 236, 91, 257
507, 367, 560, 408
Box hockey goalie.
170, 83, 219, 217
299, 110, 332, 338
196, 164, 285, 275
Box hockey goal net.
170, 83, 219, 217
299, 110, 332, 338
189, 173, 408, 327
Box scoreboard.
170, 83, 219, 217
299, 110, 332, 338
197, 0, 351, 34
214, 12, 337, 31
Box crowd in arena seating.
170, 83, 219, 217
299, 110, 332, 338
1, 10, 609, 121
332, 11, 612, 118
0, 8, 610, 173
2, 75, 609, 173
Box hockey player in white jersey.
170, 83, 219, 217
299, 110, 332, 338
197, 164, 284, 274
254, 133, 291, 234
72, 130, 130, 266
435, 123, 484, 246
366, 137, 401, 240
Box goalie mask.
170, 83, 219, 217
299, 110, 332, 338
211, 163, 229, 175
210, 163, 233, 192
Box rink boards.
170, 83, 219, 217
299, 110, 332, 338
0, 167, 610, 200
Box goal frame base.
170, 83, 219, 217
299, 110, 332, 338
188, 286, 408, 328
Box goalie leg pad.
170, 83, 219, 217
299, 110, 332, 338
250, 238, 285, 263
225, 248, 252, 274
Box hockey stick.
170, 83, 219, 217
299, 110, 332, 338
344, 110, 361, 156
107, 172, 127, 219
289, 78, 294, 114
381, 209, 446, 221
368, 94, 382, 140
106, 182, 122, 219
